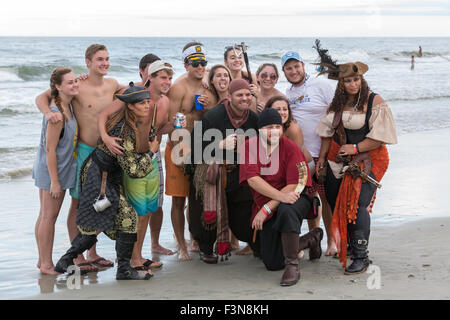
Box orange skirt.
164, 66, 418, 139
328, 140, 389, 269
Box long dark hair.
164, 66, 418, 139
208, 64, 231, 100
265, 95, 293, 131
104, 104, 141, 149
328, 76, 370, 113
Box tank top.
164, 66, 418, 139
32, 105, 78, 190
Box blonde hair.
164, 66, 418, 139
50, 67, 72, 122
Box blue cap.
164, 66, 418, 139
281, 51, 303, 68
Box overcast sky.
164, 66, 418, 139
1, 0, 450, 37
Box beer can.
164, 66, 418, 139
174, 112, 184, 129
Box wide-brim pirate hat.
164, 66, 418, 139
115, 82, 150, 104
312, 39, 369, 80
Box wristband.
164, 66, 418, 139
263, 204, 272, 215
261, 207, 269, 216
355, 143, 360, 153
353, 144, 358, 154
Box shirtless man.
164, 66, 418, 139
98, 56, 177, 272
166, 42, 210, 260
35, 44, 124, 271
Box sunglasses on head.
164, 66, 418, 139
343, 77, 361, 83
190, 60, 208, 68
260, 72, 277, 80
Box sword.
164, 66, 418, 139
233, 42, 253, 84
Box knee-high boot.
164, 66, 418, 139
280, 232, 300, 286
115, 231, 151, 280
54, 233, 97, 274
345, 229, 370, 275
298, 227, 324, 260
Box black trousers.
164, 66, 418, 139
259, 194, 312, 271
325, 165, 376, 240
188, 183, 258, 255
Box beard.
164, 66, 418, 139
289, 72, 305, 86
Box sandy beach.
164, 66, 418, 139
24, 217, 450, 301
0, 128, 442, 301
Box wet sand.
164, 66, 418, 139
2, 128, 450, 300
24, 217, 450, 300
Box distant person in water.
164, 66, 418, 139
411, 55, 415, 70
418, 46, 422, 57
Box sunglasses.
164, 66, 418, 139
343, 77, 361, 83
260, 72, 277, 80
190, 60, 208, 68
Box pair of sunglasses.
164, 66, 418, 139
190, 60, 208, 68
260, 72, 277, 80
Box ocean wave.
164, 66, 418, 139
387, 94, 450, 102
0, 65, 130, 82
0, 168, 32, 181
0, 147, 36, 154
0, 105, 39, 116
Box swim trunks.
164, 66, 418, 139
70, 141, 95, 199
164, 142, 190, 197
123, 155, 159, 216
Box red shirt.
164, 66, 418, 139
239, 136, 312, 223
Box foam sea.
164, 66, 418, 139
0, 37, 449, 298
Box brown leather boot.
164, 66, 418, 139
299, 227, 323, 260
280, 232, 300, 286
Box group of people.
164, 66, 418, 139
32, 40, 397, 286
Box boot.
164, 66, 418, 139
54, 233, 97, 274
115, 231, 151, 280
345, 230, 370, 275
280, 233, 300, 286
298, 227, 323, 260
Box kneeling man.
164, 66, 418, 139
239, 108, 323, 286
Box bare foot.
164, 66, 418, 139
37, 261, 41, 269
152, 244, 175, 255
325, 240, 338, 256
298, 250, 305, 259
235, 245, 253, 255
188, 240, 200, 252
40, 265, 60, 275
178, 249, 192, 261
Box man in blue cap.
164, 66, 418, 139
281, 51, 337, 257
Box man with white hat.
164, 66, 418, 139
98, 56, 177, 273
281, 51, 337, 257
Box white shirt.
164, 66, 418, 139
286, 74, 335, 157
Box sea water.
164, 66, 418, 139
0, 37, 449, 298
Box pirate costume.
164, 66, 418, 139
314, 40, 397, 274
54, 83, 155, 280
188, 79, 259, 264
240, 108, 323, 287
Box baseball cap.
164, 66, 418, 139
281, 51, 303, 68
144, 60, 174, 86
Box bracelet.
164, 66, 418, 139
261, 207, 269, 216
355, 143, 360, 153
263, 204, 272, 215
353, 144, 359, 154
